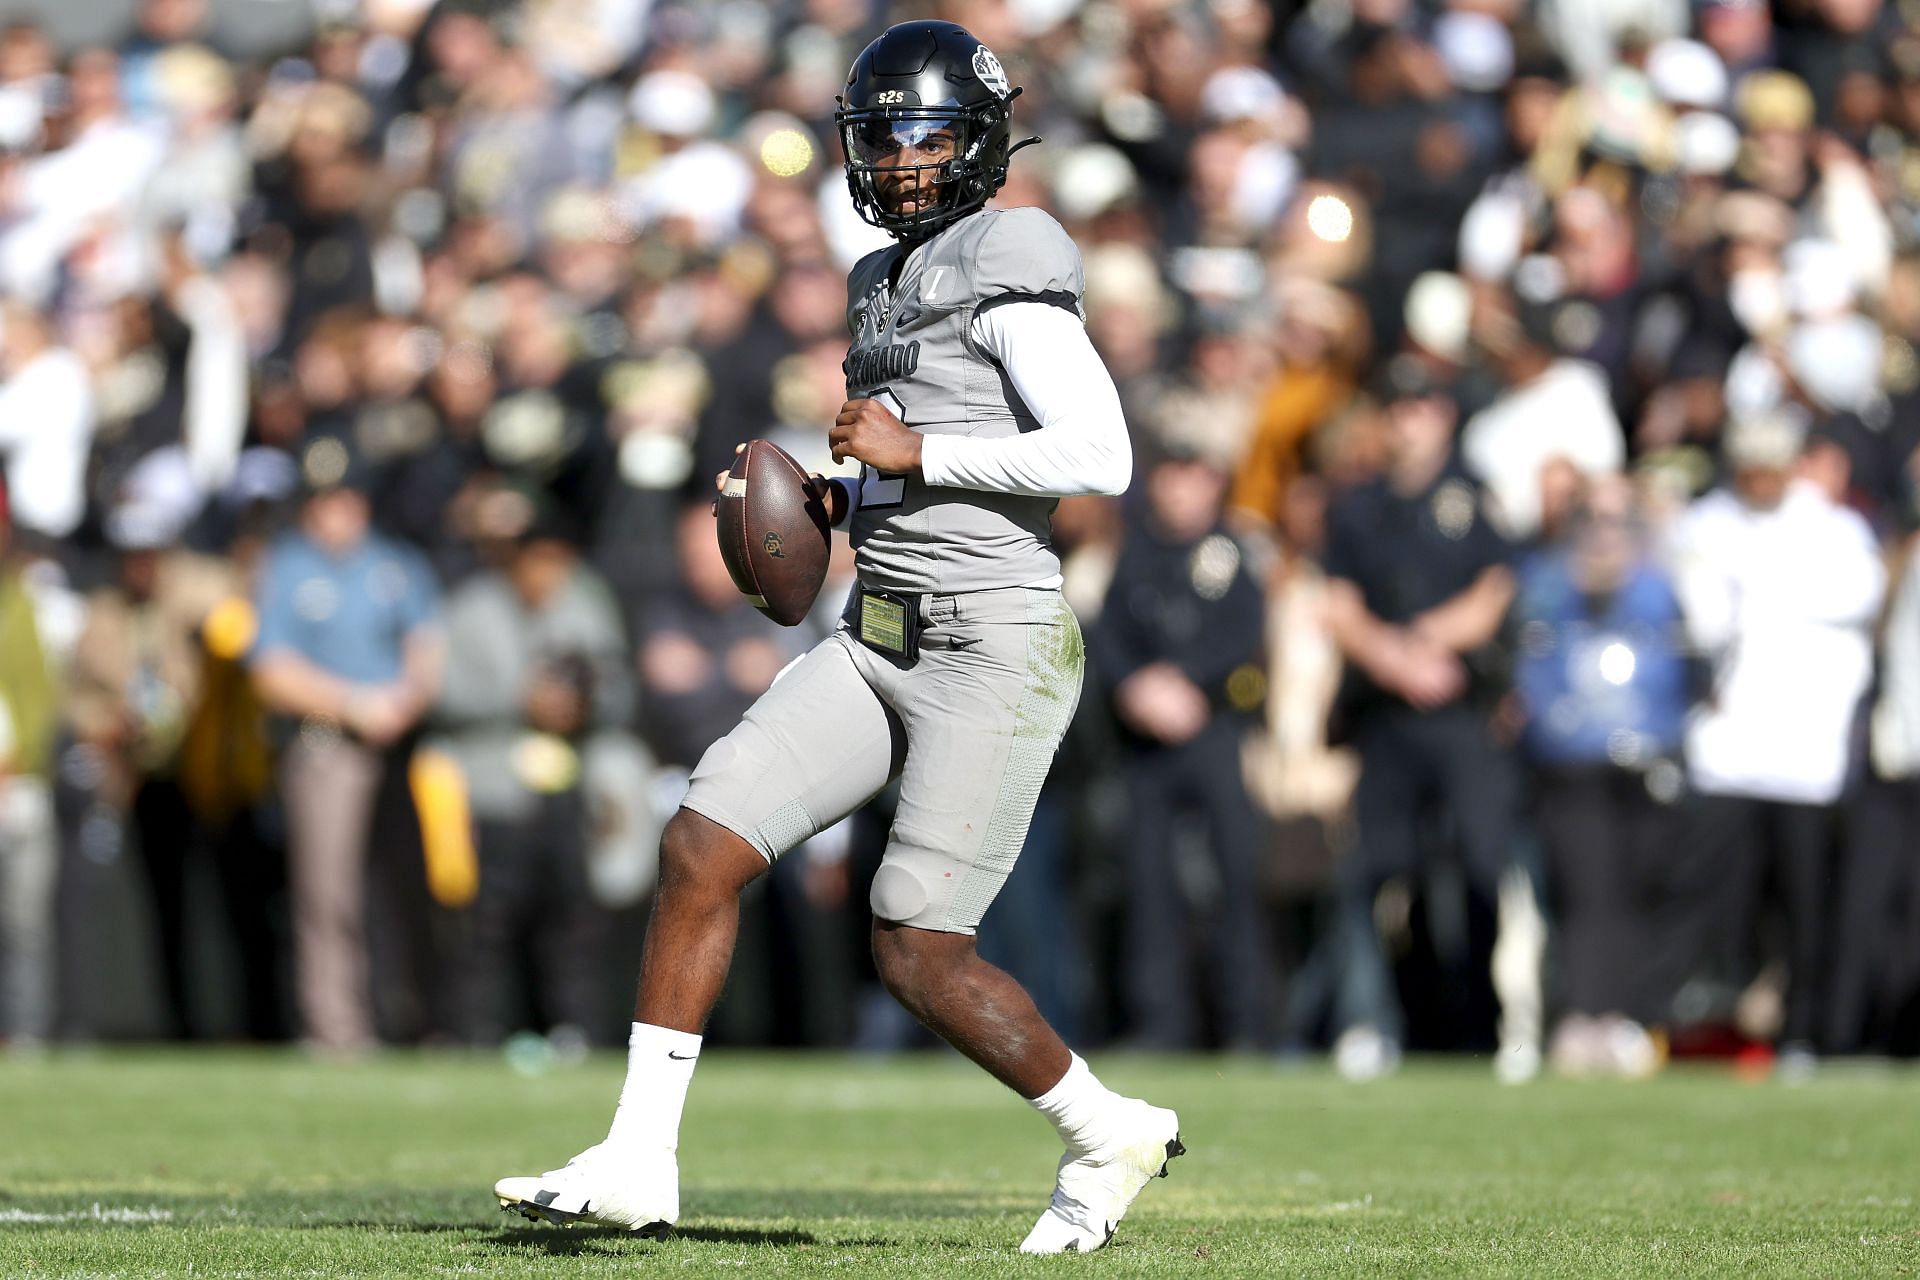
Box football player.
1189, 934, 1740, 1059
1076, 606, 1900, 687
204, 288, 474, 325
495, 20, 1180, 1254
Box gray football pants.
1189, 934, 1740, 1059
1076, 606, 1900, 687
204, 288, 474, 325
682, 586, 1083, 934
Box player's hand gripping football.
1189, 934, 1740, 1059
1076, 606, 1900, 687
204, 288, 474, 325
830, 398, 922, 475
713, 444, 847, 524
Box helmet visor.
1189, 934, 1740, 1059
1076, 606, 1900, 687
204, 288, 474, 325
840, 113, 964, 169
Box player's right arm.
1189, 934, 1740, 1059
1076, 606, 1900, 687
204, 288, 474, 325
816, 474, 854, 527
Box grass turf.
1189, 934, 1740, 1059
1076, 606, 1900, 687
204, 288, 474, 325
0, 1050, 1915, 1277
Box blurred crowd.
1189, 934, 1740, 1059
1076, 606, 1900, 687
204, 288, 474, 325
2, 0, 1920, 1077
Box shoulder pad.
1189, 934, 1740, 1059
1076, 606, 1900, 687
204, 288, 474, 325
939, 208, 1084, 316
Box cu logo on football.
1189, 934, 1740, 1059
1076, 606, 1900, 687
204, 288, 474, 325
762, 531, 786, 559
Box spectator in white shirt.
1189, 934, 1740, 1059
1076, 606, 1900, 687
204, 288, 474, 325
0, 302, 96, 541
1461, 289, 1625, 543
1, 48, 164, 304
1669, 412, 1886, 1067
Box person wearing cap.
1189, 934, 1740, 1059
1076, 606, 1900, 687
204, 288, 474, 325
434, 489, 636, 1047
1669, 411, 1885, 1073
1510, 475, 1694, 1076
0, 473, 59, 1048
1320, 359, 1523, 1079
250, 437, 443, 1053
1093, 430, 1276, 1051
63, 446, 261, 1039
1648, 38, 1730, 115
1734, 71, 1817, 206
72, 459, 262, 1025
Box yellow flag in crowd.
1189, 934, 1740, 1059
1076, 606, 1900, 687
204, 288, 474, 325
410, 749, 479, 909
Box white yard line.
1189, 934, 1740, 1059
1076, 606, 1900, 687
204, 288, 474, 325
0, 1203, 174, 1224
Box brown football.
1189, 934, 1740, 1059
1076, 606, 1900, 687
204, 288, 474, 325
715, 439, 831, 627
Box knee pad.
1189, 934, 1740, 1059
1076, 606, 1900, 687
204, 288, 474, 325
869, 844, 987, 935
869, 862, 931, 925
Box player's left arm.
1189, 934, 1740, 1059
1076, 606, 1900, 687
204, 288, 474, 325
916, 302, 1133, 498
827, 304, 1131, 498
831, 210, 1131, 499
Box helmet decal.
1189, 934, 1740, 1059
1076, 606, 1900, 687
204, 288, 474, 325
972, 47, 1011, 99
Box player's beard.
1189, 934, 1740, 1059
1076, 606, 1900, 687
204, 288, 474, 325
880, 171, 943, 216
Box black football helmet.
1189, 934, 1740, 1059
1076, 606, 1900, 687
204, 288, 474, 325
834, 21, 1032, 241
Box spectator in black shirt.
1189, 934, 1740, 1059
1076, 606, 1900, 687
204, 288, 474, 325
1321, 360, 1523, 1078
1097, 438, 1275, 1050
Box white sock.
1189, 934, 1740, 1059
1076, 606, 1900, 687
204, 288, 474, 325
606, 1022, 702, 1151
1027, 1054, 1129, 1155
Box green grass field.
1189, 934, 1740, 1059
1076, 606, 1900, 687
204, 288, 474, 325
1, 1050, 1915, 1277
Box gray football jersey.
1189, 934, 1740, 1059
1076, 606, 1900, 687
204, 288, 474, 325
843, 206, 1085, 595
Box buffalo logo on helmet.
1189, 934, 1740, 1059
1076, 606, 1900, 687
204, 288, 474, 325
972, 46, 1010, 98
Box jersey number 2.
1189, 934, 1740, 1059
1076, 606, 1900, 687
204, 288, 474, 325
859, 388, 908, 510
861, 467, 907, 509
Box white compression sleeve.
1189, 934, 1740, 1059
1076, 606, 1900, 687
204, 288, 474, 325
916, 302, 1133, 498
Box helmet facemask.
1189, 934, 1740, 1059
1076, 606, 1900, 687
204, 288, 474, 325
836, 99, 1014, 240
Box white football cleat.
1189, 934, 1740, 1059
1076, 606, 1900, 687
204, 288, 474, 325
494, 1141, 678, 1235
1019, 1101, 1184, 1255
